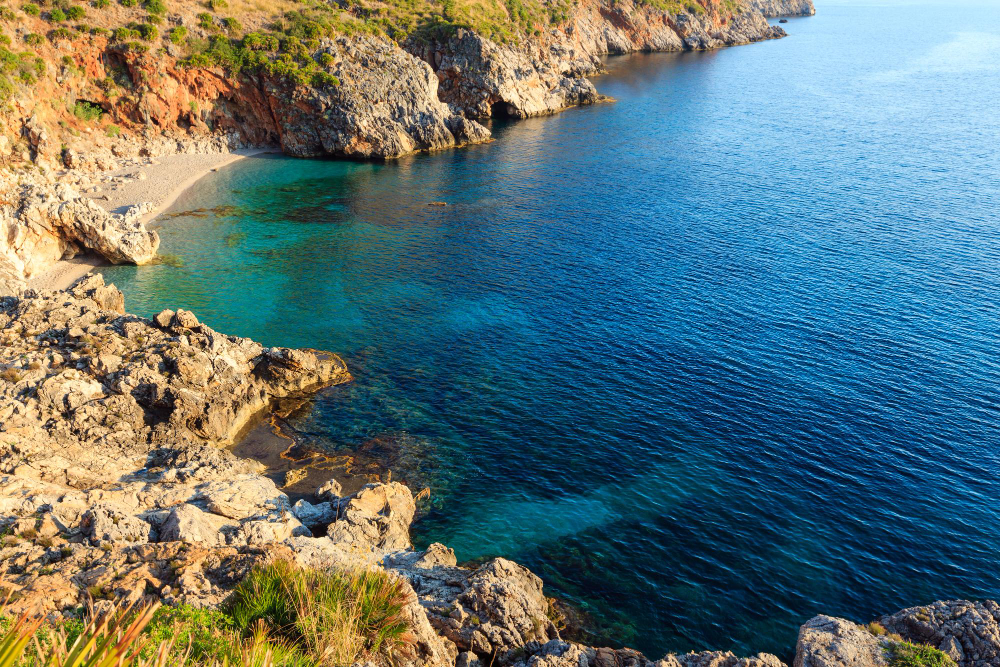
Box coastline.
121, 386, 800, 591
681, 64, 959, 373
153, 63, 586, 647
26, 147, 275, 292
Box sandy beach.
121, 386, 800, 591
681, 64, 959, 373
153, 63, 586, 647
27, 147, 273, 291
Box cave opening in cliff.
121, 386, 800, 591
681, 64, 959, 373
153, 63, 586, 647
490, 100, 515, 119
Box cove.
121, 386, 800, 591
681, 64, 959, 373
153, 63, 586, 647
99, 0, 1000, 659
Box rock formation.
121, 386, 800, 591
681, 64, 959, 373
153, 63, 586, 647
0, 183, 159, 289
880, 601, 1000, 666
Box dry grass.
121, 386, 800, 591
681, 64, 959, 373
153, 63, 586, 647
224, 560, 415, 666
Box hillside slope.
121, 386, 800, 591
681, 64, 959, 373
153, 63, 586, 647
0, 0, 812, 292
1, 0, 813, 165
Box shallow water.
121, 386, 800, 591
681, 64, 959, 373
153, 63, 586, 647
100, 0, 1000, 657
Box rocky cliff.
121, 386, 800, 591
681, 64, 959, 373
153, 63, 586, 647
0, 0, 815, 169
0, 0, 814, 288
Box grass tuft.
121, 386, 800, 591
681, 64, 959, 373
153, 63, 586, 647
224, 560, 414, 666
885, 640, 957, 667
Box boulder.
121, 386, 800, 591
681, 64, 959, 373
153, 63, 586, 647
327, 482, 415, 553
315, 477, 343, 501
794, 616, 886, 667
880, 601, 1000, 667
159, 504, 229, 546
292, 499, 338, 528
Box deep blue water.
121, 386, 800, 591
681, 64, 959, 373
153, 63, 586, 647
99, 0, 1000, 658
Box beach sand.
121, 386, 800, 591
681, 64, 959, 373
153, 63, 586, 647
27, 148, 273, 292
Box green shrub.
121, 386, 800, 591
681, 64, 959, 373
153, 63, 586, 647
197, 11, 212, 28
21, 2, 40, 15
242, 31, 278, 50
48, 26, 73, 40
72, 99, 103, 120
94, 0, 110, 7
168, 25, 186, 43
310, 71, 337, 87
885, 640, 956, 667
208, 0, 226, 9
120, 0, 138, 7
144, 0, 164, 12
105, 123, 121, 136
222, 16, 240, 32
24, 32, 44, 44
318, 51, 332, 66
66, 5, 84, 18
0, 75, 11, 102
224, 560, 413, 665
868, 622, 887, 636
112, 26, 139, 40
0, 7, 15, 20
136, 22, 156, 39
48, 6, 65, 20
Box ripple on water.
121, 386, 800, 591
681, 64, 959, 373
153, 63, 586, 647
100, 0, 1000, 659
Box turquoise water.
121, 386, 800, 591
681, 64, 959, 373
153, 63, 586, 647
100, 0, 1000, 659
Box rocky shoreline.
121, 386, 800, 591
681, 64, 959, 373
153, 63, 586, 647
1, 0, 814, 292
0, 273, 997, 667
12, 1, 998, 666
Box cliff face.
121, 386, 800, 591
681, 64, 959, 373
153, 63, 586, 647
0, 0, 814, 291
408, 0, 815, 121
0, 0, 814, 167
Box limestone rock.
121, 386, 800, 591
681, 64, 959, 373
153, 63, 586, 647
794, 615, 886, 667
292, 499, 338, 528
457, 558, 558, 657
327, 482, 416, 553
316, 477, 343, 501
880, 601, 1000, 667
665, 651, 787, 667
263, 35, 490, 159
159, 504, 229, 546
412, 29, 601, 121
81, 504, 155, 545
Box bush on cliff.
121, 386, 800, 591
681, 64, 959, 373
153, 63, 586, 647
168, 25, 187, 43
0, 47, 45, 100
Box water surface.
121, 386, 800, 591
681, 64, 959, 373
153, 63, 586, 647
101, 0, 1000, 658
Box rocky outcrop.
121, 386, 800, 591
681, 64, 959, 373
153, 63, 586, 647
407, 0, 814, 121
262, 36, 490, 158
744, 0, 816, 17
0, 183, 159, 291
880, 601, 1000, 667
794, 616, 888, 667
794, 606, 1000, 667
0, 274, 350, 467
408, 29, 603, 121
325, 481, 417, 553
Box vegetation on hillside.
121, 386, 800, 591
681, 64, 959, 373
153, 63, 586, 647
0, 561, 413, 667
